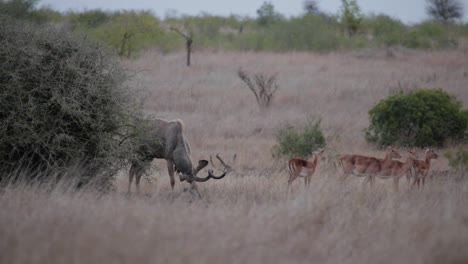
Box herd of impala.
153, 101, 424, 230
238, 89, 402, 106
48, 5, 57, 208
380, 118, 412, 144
127, 118, 439, 198
287, 146, 438, 192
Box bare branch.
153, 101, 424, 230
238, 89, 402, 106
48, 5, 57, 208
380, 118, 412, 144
170, 26, 191, 40
237, 68, 279, 108
170, 27, 193, 66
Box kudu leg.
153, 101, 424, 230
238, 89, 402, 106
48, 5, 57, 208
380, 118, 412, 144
166, 161, 176, 200
128, 162, 140, 195
129, 162, 146, 195
128, 169, 134, 195
190, 182, 203, 200
135, 171, 142, 194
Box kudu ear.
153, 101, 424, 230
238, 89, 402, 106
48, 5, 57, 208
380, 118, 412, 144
194, 160, 209, 175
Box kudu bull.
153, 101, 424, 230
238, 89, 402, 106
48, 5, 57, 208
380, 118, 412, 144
128, 119, 228, 198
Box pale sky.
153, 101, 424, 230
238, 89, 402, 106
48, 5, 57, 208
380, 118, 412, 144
39, 0, 468, 24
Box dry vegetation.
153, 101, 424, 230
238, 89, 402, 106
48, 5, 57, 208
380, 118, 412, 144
1, 48, 468, 263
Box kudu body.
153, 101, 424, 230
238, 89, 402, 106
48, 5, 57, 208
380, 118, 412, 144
128, 119, 226, 197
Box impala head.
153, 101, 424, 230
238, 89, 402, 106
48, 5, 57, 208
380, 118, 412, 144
386, 146, 402, 159
313, 148, 325, 156
425, 148, 438, 160
406, 148, 418, 159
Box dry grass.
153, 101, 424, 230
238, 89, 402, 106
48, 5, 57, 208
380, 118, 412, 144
1, 48, 468, 263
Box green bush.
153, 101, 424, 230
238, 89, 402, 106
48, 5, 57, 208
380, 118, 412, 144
272, 119, 326, 159
402, 22, 456, 49
0, 18, 141, 187
365, 88, 468, 147
68, 10, 164, 58
444, 147, 468, 175
365, 14, 406, 46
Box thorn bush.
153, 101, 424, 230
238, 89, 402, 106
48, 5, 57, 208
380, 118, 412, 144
0, 17, 142, 188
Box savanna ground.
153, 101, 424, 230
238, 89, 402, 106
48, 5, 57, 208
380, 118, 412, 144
1, 47, 468, 264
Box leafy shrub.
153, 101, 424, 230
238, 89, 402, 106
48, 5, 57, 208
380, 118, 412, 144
272, 119, 326, 159
365, 88, 468, 147
444, 147, 468, 177
73, 10, 164, 58
0, 18, 141, 187
403, 22, 456, 49
365, 14, 406, 46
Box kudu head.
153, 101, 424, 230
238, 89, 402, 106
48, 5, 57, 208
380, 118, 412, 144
176, 158, 228, 183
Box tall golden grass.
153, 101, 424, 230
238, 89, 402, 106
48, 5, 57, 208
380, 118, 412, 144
1, 48, 467, 263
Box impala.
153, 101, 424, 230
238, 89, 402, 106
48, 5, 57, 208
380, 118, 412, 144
287, 149, 324, 191
411, 148, 438, 188
363, 148, 418, 191
340, 147, 402, 187
128, 119, 229, 198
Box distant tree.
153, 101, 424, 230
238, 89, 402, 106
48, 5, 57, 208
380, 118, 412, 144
90, 10, 162, 58
339, 0, 363, 36
256, 1, 282, 26
0, 0, 38, 20
426, 0, 463, 23
170, 26, 193, 66
303, 0, 320, 14
76, 9, 110, 28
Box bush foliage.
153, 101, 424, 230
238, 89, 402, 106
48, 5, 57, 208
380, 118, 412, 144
272, 119, 326, 159
4, 0, 468, 55
365, 88, 468, 147
0, 18, 140, 186
444, 147, 468, 178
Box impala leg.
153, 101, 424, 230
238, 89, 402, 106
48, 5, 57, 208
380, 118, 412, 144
362, 175, 371, 187
305, 174, 313, 188
411, 174, 420, 189
339, 170, 352, 183
287, 172, 299, 192
369, 175, 375, 188
393, 176, 400, 192
406, 171, 412, 187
